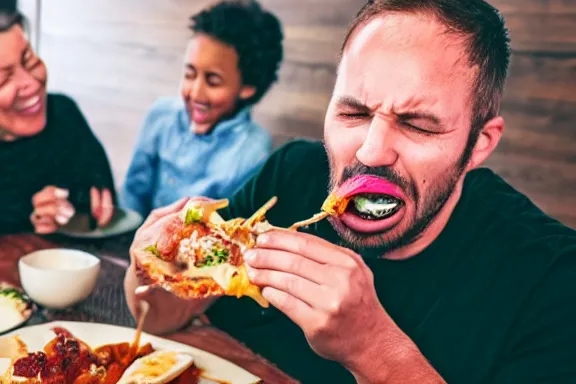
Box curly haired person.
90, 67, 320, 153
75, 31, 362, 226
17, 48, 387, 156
121, 0, 283, 217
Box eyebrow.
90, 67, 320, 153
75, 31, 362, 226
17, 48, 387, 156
336, 96, 371, 111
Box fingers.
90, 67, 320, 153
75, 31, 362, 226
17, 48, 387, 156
90, 187, 101, 221
96, 188, 114, 227
31, 186, 74, 229
256, 230, 363, 267
261, 287, 316, 327
32, 186, 69, 207
30, 213, 59, 234
140, 197, 191, 231
244, 249, 326, 284
248, 268, 322, 307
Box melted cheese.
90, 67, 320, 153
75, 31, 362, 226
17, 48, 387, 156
131, 351, 177, 378
182, 264, 238, 290
118, 350, 194, 384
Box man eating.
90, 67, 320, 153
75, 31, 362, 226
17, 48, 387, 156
125, 0, 576, 383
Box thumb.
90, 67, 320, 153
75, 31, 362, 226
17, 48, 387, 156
134, 284, 157, 301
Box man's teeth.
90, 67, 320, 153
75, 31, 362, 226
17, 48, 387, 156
353, 196, 400, 218
15, 96, 40, 111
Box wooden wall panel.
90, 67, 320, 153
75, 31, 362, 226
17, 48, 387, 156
15, 0, 576, 228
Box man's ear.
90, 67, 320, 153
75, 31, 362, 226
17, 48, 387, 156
466, 116, 505, 171
239, 85, 256, 100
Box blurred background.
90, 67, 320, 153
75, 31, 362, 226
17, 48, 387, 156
17, 0, 576, 228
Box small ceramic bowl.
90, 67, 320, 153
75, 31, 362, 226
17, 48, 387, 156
18, 249, 101, 309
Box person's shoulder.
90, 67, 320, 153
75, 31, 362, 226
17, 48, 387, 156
47, 92, 78, 108
466, 167, 576, 256
46, 93, 93, 135
239, 120, 272, 150
147, 96, 183, 114
46, 93, 85, 117
273, 138, 326, 165
143, 96, 184, 122
138, 96, 184, 138
262, 138, 327, 178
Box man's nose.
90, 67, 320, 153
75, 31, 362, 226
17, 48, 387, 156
356, 118, 399, 167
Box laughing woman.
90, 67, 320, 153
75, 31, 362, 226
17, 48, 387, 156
0, 1, 117, 235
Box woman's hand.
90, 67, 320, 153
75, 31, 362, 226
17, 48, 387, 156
30, 186, 75, 234
90, 187, 114, 227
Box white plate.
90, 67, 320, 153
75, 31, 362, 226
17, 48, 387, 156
0, 284, 35, 336
58, 207, 143, 239
0, 321, 261, 383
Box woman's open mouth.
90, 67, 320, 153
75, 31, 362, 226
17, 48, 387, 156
14, 95, 43, 116
340, 193, 406, 234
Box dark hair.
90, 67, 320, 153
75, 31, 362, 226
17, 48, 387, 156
342, 0, 511, 145
0, 2, 24, 33
189, 0, 284, 106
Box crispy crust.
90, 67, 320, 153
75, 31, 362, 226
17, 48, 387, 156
137, 198, 276, 307
136, 246, 269, 307
137, 196, 337, 308
321, 193, 349, 216
289, 212, 329, 230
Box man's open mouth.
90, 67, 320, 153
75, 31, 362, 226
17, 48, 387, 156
347, 193, 404, 220
325, 175, 408, 234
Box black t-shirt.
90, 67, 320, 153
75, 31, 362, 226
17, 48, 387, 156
206, 139, 576, 383
0, 93, 116, 234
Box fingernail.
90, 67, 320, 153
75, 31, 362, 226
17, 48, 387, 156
135, 285, 151, 296
244, 250, 256, 262
55, 215, 70, 225
245, 265, 256, 280
59, 206, 75, 218
55, 188, 69, 199
256, 234, 269, 245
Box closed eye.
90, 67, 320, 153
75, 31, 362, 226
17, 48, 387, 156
400, 121, 437, 136
25, 59, 41, 71
338, 112, 370, 120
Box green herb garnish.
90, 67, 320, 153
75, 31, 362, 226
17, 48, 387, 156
144, 244, 161, 258
0, 288, 28, 303
198, 247, 229, 267
354, 196, 370, 210
184, 208, 203, 225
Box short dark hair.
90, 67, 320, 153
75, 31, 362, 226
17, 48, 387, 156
0, 1, 24, 33
341, 0, 511, 142
189, 0, 284, 106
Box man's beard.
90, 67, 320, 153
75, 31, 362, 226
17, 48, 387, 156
325, 145, 470, 259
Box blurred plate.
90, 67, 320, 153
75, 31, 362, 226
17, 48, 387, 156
57, 207, 143, 239
0, 283, 35, 335
1, 321, 262, 383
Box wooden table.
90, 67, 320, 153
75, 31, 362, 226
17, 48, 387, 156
0, 233, 298, 383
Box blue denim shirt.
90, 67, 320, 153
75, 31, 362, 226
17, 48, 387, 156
121, 97, 272, 217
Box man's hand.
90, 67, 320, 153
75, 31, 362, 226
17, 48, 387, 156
245, 229, 445, 383
31, 186, 75, 234
244, 229, 385, 362
125, 197, 217, 335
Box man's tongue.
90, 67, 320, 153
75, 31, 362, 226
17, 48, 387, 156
335, 175, 404, 200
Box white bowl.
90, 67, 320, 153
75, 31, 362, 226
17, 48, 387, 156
18, 249, 101, 309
